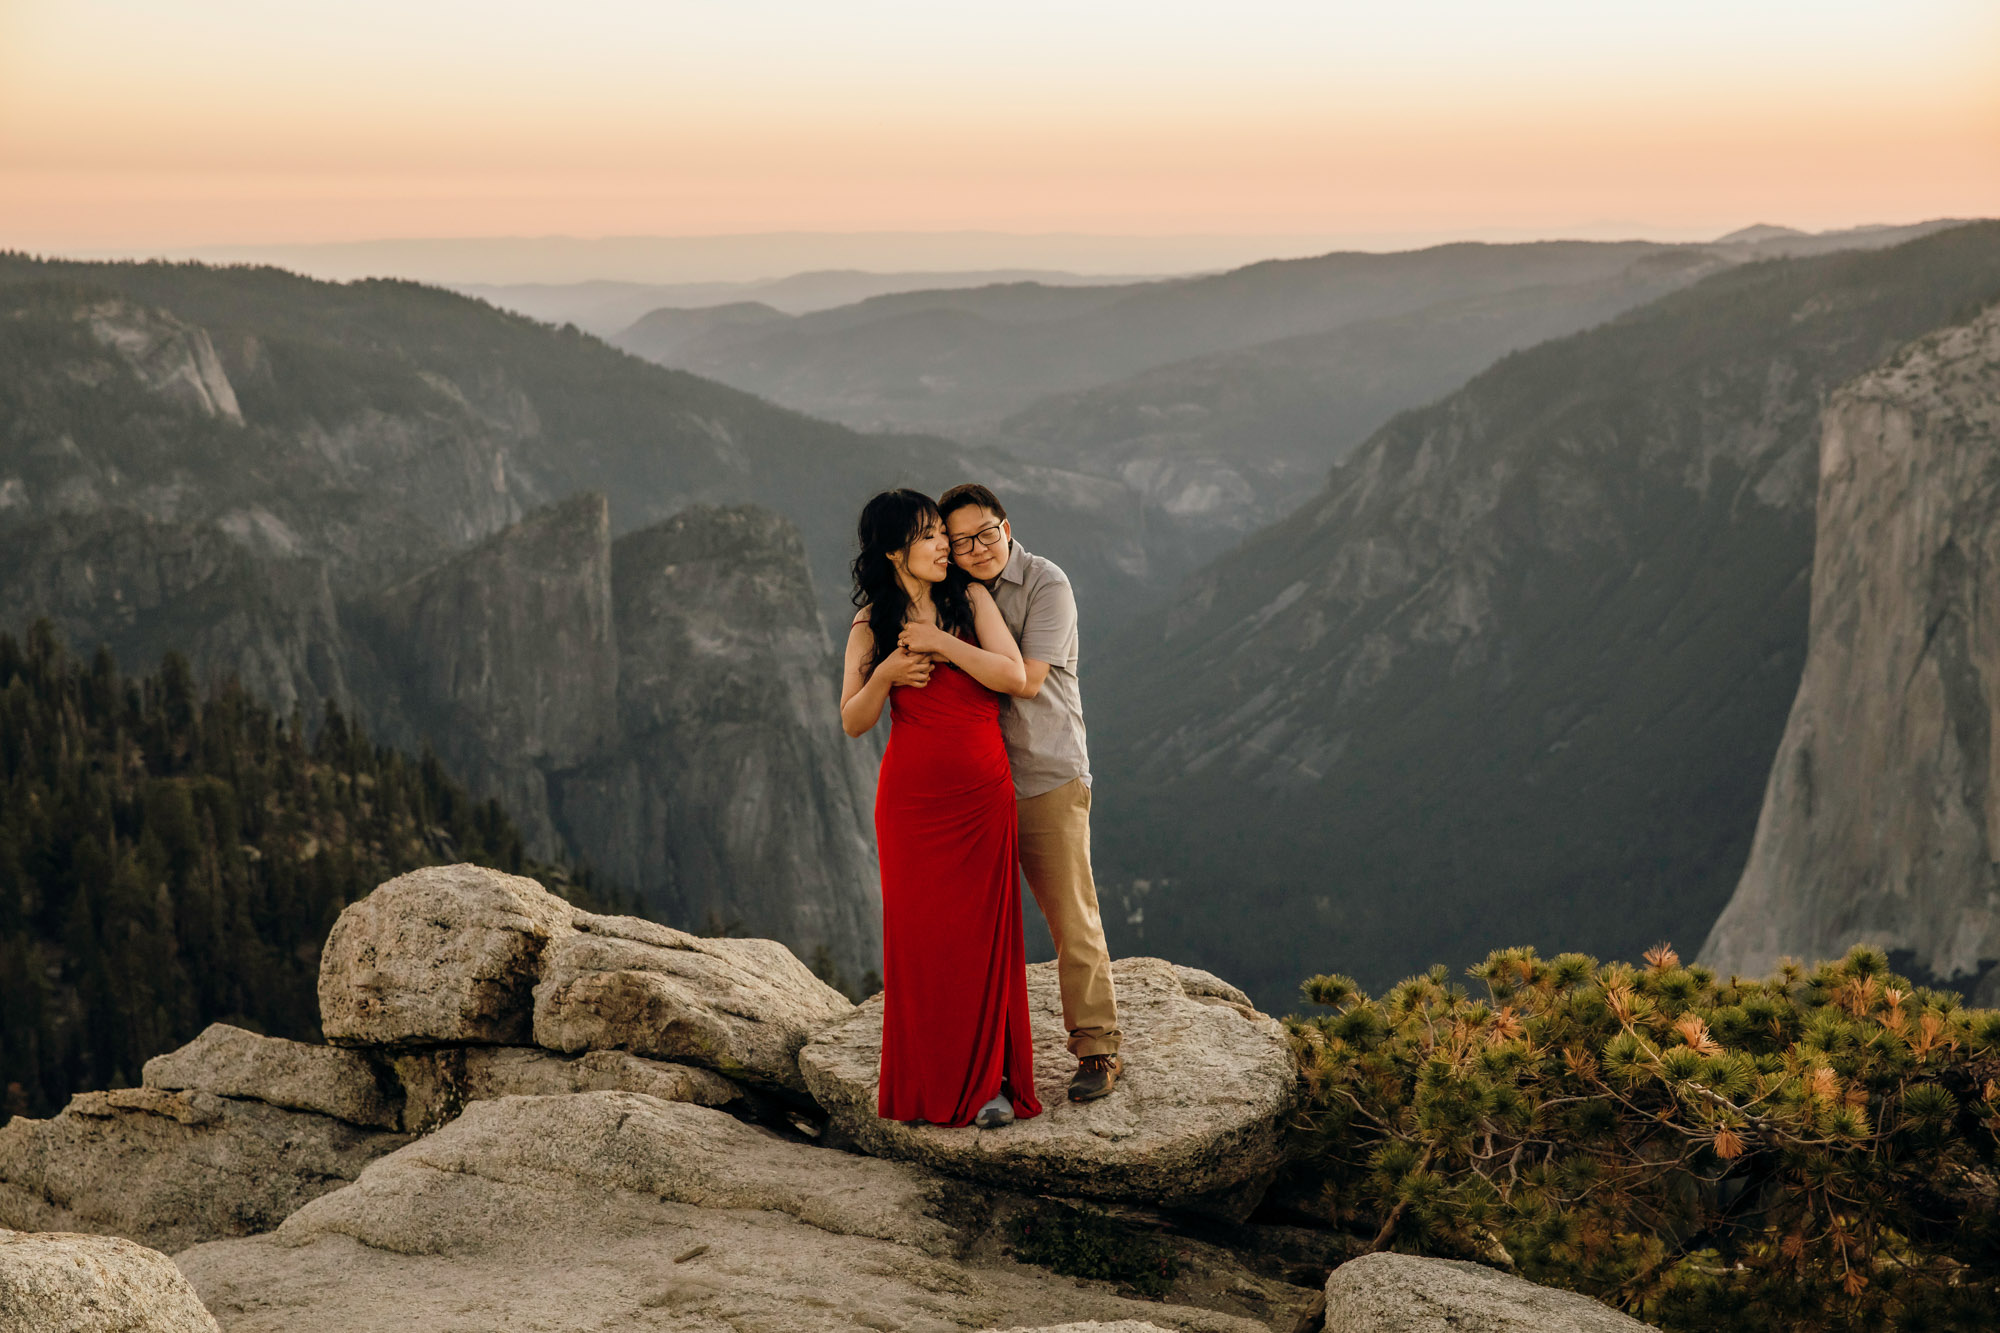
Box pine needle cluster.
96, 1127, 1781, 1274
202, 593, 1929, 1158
1287, 944, 2000, 1331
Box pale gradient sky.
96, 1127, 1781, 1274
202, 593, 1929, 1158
2, 0, 1996, 257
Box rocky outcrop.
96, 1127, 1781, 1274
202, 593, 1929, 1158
0, 1228, 220, 1333
799, 957, 1295, 1216
356, 493, 618, 860
0, 1088, 405, 1254
534, 910, 853, 1094
551, 505, 882, 979
318, 864, 576, 1048
8, 860, 1535, 1331
1701, 305, 2000, 996
141, 1025, 399, 1131
84, 298, 243, 426
174, 1092, 1295, 1333
315, 863, 844, 1092
1322, 1253, 1653, 1332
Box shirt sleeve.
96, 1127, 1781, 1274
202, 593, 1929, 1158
1018, 568, 1080, 668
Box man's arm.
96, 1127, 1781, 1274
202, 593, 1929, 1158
1015, 659, 1053, 699
1009, 567, 1077, 699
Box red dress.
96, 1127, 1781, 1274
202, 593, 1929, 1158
875, 657, 1043, 1126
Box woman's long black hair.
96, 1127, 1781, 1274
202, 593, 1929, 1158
851, 489, 975, 670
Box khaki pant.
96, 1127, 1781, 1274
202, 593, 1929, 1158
1018, 777, 1121, 1058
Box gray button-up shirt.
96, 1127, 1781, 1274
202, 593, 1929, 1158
987, 540, 1091, 800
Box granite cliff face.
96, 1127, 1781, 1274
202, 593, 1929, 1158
552, 505, 881, 971
1088, 223, 2000, 1005
357, 493, 619, 859
1701, 305, 2000, 1000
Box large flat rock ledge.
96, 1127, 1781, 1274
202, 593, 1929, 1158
798, 956, 1296, 1216
174, 1092, 1281, 1333
0, 1228, 220, 1333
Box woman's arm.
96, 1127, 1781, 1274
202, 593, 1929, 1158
899, 586, 1026, 695
840, 616, 934, 736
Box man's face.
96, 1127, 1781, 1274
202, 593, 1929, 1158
946, 506, 1010, 581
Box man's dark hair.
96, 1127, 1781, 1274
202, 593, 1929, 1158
938, 483, 1006, 522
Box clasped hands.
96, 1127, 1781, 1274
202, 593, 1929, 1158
879, 621, 955, 688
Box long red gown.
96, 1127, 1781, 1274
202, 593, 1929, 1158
875, 657, 1043, 1126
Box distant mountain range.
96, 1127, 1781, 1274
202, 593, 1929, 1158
612, 223, 1967, 436
456, 270, 1161, 337
612, 222, 1966, 578
8, 220, 1994, 1013
1084, 222, 2000, 1009
613, 240, 1694, 432
173, 231, 1352, 286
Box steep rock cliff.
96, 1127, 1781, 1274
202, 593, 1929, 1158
355, 494, 618, 860
554, 506, 880, 977
1701, 305, 2000, 999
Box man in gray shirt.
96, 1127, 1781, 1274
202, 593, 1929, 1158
938, 483, 1122, 1102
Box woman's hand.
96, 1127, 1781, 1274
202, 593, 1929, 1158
873, 645, 936, 689
897, 620, 957, 659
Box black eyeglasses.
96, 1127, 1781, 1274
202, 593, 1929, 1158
949, 523, 1005, 555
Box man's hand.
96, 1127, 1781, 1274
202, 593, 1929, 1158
873, 645, 935, 689
897, 621, 957, 658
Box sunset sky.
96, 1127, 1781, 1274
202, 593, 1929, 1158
2, 0, 1995, 269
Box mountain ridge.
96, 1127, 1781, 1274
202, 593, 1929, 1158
1087, 221, 2000, 1008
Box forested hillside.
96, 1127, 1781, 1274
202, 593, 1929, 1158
0, 623, 623, 1122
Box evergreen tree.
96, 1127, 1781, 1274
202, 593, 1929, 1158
1288, 943, 2000, 1330
0, 622, 628, 1122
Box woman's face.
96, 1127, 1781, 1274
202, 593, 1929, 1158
899, 516, 951, 584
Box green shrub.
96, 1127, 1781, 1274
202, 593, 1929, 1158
1288, 944, 2000, 1331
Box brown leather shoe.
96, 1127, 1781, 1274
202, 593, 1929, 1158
1068, 1054, 1121, 1102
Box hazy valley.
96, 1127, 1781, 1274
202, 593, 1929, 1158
1088, 222, 2000, 1007
6, 217, 2000, 1093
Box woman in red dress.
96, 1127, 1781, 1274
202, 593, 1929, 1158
839, 489, 1043, 1129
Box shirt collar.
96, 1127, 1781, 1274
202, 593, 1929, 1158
995, 538, 1030, 585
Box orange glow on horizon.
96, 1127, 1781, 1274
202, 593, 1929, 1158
2, 0, 1995, 255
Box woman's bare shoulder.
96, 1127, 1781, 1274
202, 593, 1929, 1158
851, 605, 871, 625
966, 582, 998, 609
